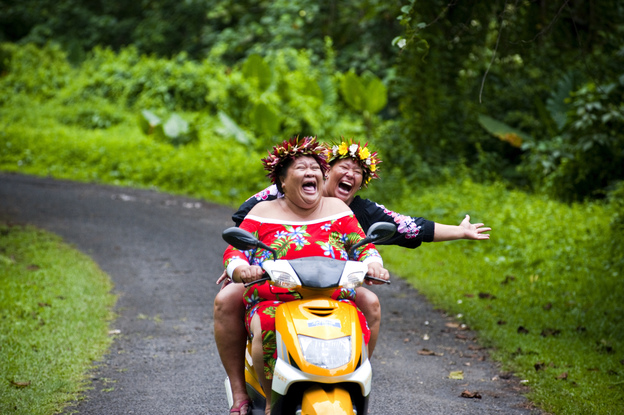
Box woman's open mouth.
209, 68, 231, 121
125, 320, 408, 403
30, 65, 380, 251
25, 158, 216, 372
302, 180, 317, 194
338, 180, 353, 193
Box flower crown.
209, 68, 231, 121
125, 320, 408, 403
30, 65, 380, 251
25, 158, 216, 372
261, 136, 329, 184
327, 137, 381, 186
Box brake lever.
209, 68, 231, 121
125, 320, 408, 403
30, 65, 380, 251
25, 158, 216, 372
244, 274, 270, 288
365, 275, 391, 284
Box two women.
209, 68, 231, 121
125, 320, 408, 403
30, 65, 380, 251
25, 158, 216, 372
222, 136, 389, 414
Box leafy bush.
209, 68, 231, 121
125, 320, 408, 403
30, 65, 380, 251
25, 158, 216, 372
0, 42, 72, 102
479, 72, 624, 202
524, 77, 624, 201
394, 1, 624, 203
138, 110, 199, 147
59, 46, 215, 112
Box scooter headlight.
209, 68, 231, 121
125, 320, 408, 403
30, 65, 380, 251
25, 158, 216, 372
272, 271, 298, 289
298, 335, 351, 369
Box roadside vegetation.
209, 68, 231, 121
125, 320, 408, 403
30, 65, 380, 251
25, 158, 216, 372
0, 223, 116, 415
380, 180, 623, 414
1, 1, 623, 413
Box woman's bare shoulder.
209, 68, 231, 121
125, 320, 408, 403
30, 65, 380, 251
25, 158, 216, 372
247, 199, 279, 216
322, 197, 352, 214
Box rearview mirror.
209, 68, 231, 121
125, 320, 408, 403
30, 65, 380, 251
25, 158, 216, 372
349, 222, 396, 259
222, 227, 278, 260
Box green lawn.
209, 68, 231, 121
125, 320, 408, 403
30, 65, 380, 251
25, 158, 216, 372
0, 224, 116, 415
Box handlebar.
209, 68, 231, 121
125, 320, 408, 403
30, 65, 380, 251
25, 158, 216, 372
243, 274, 270, 288
243, 274, 390, 287
365, 275, 391, 284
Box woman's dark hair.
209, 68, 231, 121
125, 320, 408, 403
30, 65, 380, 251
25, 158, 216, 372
275, 158, 294, 194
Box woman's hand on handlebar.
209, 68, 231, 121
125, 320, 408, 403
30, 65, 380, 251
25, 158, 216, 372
232, 264, 264, 284
365, 262, 390, 285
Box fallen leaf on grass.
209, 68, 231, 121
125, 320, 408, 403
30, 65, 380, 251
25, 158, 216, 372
10, 380, 31, 388
597, 340, 615, 354
449, 370, 464, 380
478, 292, 496, 299
556, 372, 568, 380
460, 390, 482, 399
540, 328, 561, 337
501, 275, 516, 285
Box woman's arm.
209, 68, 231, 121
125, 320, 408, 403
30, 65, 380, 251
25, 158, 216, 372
350, 197, 435, 249
223, 218, 265, 282
432, 215, 491, 242
351, 197, 489, 246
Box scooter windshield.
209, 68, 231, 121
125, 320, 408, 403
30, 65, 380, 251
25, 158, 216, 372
287, 257, 347, 288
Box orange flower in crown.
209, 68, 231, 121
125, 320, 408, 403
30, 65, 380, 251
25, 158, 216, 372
326, 137, 381, 186
261, 136, 330, 184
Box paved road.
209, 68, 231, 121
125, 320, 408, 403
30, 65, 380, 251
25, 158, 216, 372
0, 172, 539, 414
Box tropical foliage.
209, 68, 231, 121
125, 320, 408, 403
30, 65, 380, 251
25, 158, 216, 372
1, 1, 624, 414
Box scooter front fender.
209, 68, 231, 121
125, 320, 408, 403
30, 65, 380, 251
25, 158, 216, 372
301, 385, 355, 415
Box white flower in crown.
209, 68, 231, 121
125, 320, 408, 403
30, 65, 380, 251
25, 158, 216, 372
349, 144, 358, 157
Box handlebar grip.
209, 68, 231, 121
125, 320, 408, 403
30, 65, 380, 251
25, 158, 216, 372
244, 275, 270, 288
365, 275, 391, 284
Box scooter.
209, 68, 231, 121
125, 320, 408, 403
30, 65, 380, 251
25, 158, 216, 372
222, 222, 395, 415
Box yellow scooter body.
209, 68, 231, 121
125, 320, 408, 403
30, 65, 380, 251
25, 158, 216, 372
275, 295, 364, 377
270, 291, 369, 414
241, 293, 369, 414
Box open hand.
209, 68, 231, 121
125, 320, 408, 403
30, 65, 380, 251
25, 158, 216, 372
460, 215, 491, 240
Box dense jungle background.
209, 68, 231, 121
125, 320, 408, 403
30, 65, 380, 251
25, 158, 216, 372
1, 1, 623, 414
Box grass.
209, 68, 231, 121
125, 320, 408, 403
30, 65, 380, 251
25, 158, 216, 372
377, 180, 624, 414
0, 223, 116, 415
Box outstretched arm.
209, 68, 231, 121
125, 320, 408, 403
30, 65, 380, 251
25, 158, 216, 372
432, 215, 491, 242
